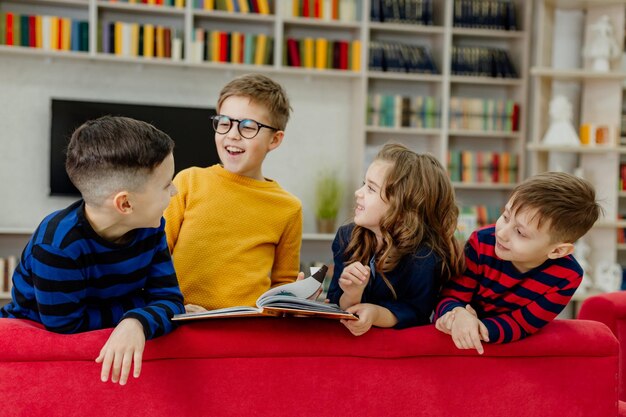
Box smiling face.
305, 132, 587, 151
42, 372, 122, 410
215, 95, 283, 181
354, 160, 391, 240
494, 201, 564, 273
128, 152, 177, 229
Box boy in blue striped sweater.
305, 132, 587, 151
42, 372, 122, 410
0, 116, 184, 385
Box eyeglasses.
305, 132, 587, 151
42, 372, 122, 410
211, 115, 279, 139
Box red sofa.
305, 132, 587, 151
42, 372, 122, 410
0, 317, 619, 417
579, 291, 626, 403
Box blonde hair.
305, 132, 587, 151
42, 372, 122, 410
217, 73, 292, 130
510, 172, 602, 243
344, 144, 464, 297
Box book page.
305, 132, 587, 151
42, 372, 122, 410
256, 265, 327, 304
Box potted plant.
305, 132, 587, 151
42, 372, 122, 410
315, 170, 342, 234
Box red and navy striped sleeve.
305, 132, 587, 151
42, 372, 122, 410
435, 225, 582, 343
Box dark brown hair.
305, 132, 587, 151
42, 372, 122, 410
509, 171, 602, 243
65, 115, 174, 204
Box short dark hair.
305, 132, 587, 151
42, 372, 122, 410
217, 73, 292, 130
65, 116, 174, 205
510, 172, 603, 243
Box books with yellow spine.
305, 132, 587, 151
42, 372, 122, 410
49, 17, 59, 50
254, 33, 267, 65
130, 23, 139, 57
35, 15, 43, 48
237, 0, 249, 13
231, 31, 242, 63
257, 0, 270, 14
303, 37, 314, 68
143, 24, 154, 57
225, 0, 235, 12
61, 18, 71, 51
114, 22, 123, 55
175, 0, 184, 8
204, 0, 214, 10
210, 30, 220, 62
155, 25, 164, 57
314, 37, 327, 69
351, 39, 360, 71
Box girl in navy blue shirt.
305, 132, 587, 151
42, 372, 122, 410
327, 144, 464, 335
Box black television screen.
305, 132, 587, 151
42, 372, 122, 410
50, 99, 218, 196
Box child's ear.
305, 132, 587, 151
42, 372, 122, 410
547, 242, 575, 259
112, 191, 132, 214
268, 130, 284, 151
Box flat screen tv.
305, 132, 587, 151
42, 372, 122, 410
50, 99, 218, 196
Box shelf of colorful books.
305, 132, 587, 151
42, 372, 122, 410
530, 67, 626, 81
367, 72, 442, 82
302, 233, 335, 241
365, 126, 441, 136
368, 21, 444, 35
448, 130, 521, 139
449, 75, 522, 86
452, 182, 517, 190
451, 27, 525, 39
526, 143, 617, 154
279, 66, 361, 77
11, 0, 88, 7
97, 1, 185, 16
0, 44, 90, 58
193, 8, 276, 22
282, 16, 361, 30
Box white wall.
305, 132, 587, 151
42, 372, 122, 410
0, 55, 357, 233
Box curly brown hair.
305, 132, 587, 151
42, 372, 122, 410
344, 143, 465, 298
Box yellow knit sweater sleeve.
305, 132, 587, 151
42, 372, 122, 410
163, 165, 303, 309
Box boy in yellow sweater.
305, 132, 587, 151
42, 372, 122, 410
164, 73, 303, 311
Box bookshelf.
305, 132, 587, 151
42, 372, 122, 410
0, 0, 532, 271
528, 0, 626, 310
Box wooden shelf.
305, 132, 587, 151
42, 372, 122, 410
369, 22, 445, 35
452, 182, 517, 190
366, 126, 441, 136
531, 67, 626, 80
367, 71, 443, 82
451, 27, 525, 39
527, 143, 617, 153
449, 75, 523, 86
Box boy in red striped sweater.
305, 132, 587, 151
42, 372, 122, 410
434, 172, 602, 354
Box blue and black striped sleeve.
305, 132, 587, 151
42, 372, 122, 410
122, 232, 184, 339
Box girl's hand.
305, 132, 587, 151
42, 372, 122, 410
338, 262, 370, 298
435, 311, 455, 335
340, 303, 377, 336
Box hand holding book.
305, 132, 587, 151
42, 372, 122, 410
172, 265, 357, 322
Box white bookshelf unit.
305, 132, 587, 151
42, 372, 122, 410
528, 0, 626, 311
0, 0, 531, 270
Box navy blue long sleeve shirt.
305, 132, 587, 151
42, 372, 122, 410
327, 224, 440, 328
0, 200, 184, 339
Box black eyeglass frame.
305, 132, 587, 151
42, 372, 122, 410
211, 115, 280, 139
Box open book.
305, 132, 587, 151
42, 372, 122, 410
172, 265, 357, 322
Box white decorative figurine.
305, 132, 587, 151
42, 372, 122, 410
574, 239, 593, 295
594, 260, 623, 293
542, 95, 579, 172
583, 15, 621, 72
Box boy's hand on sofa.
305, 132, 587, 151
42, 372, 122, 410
450, 308, 489, 355
95, 318, 146, 385
435, 311, 455, 335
